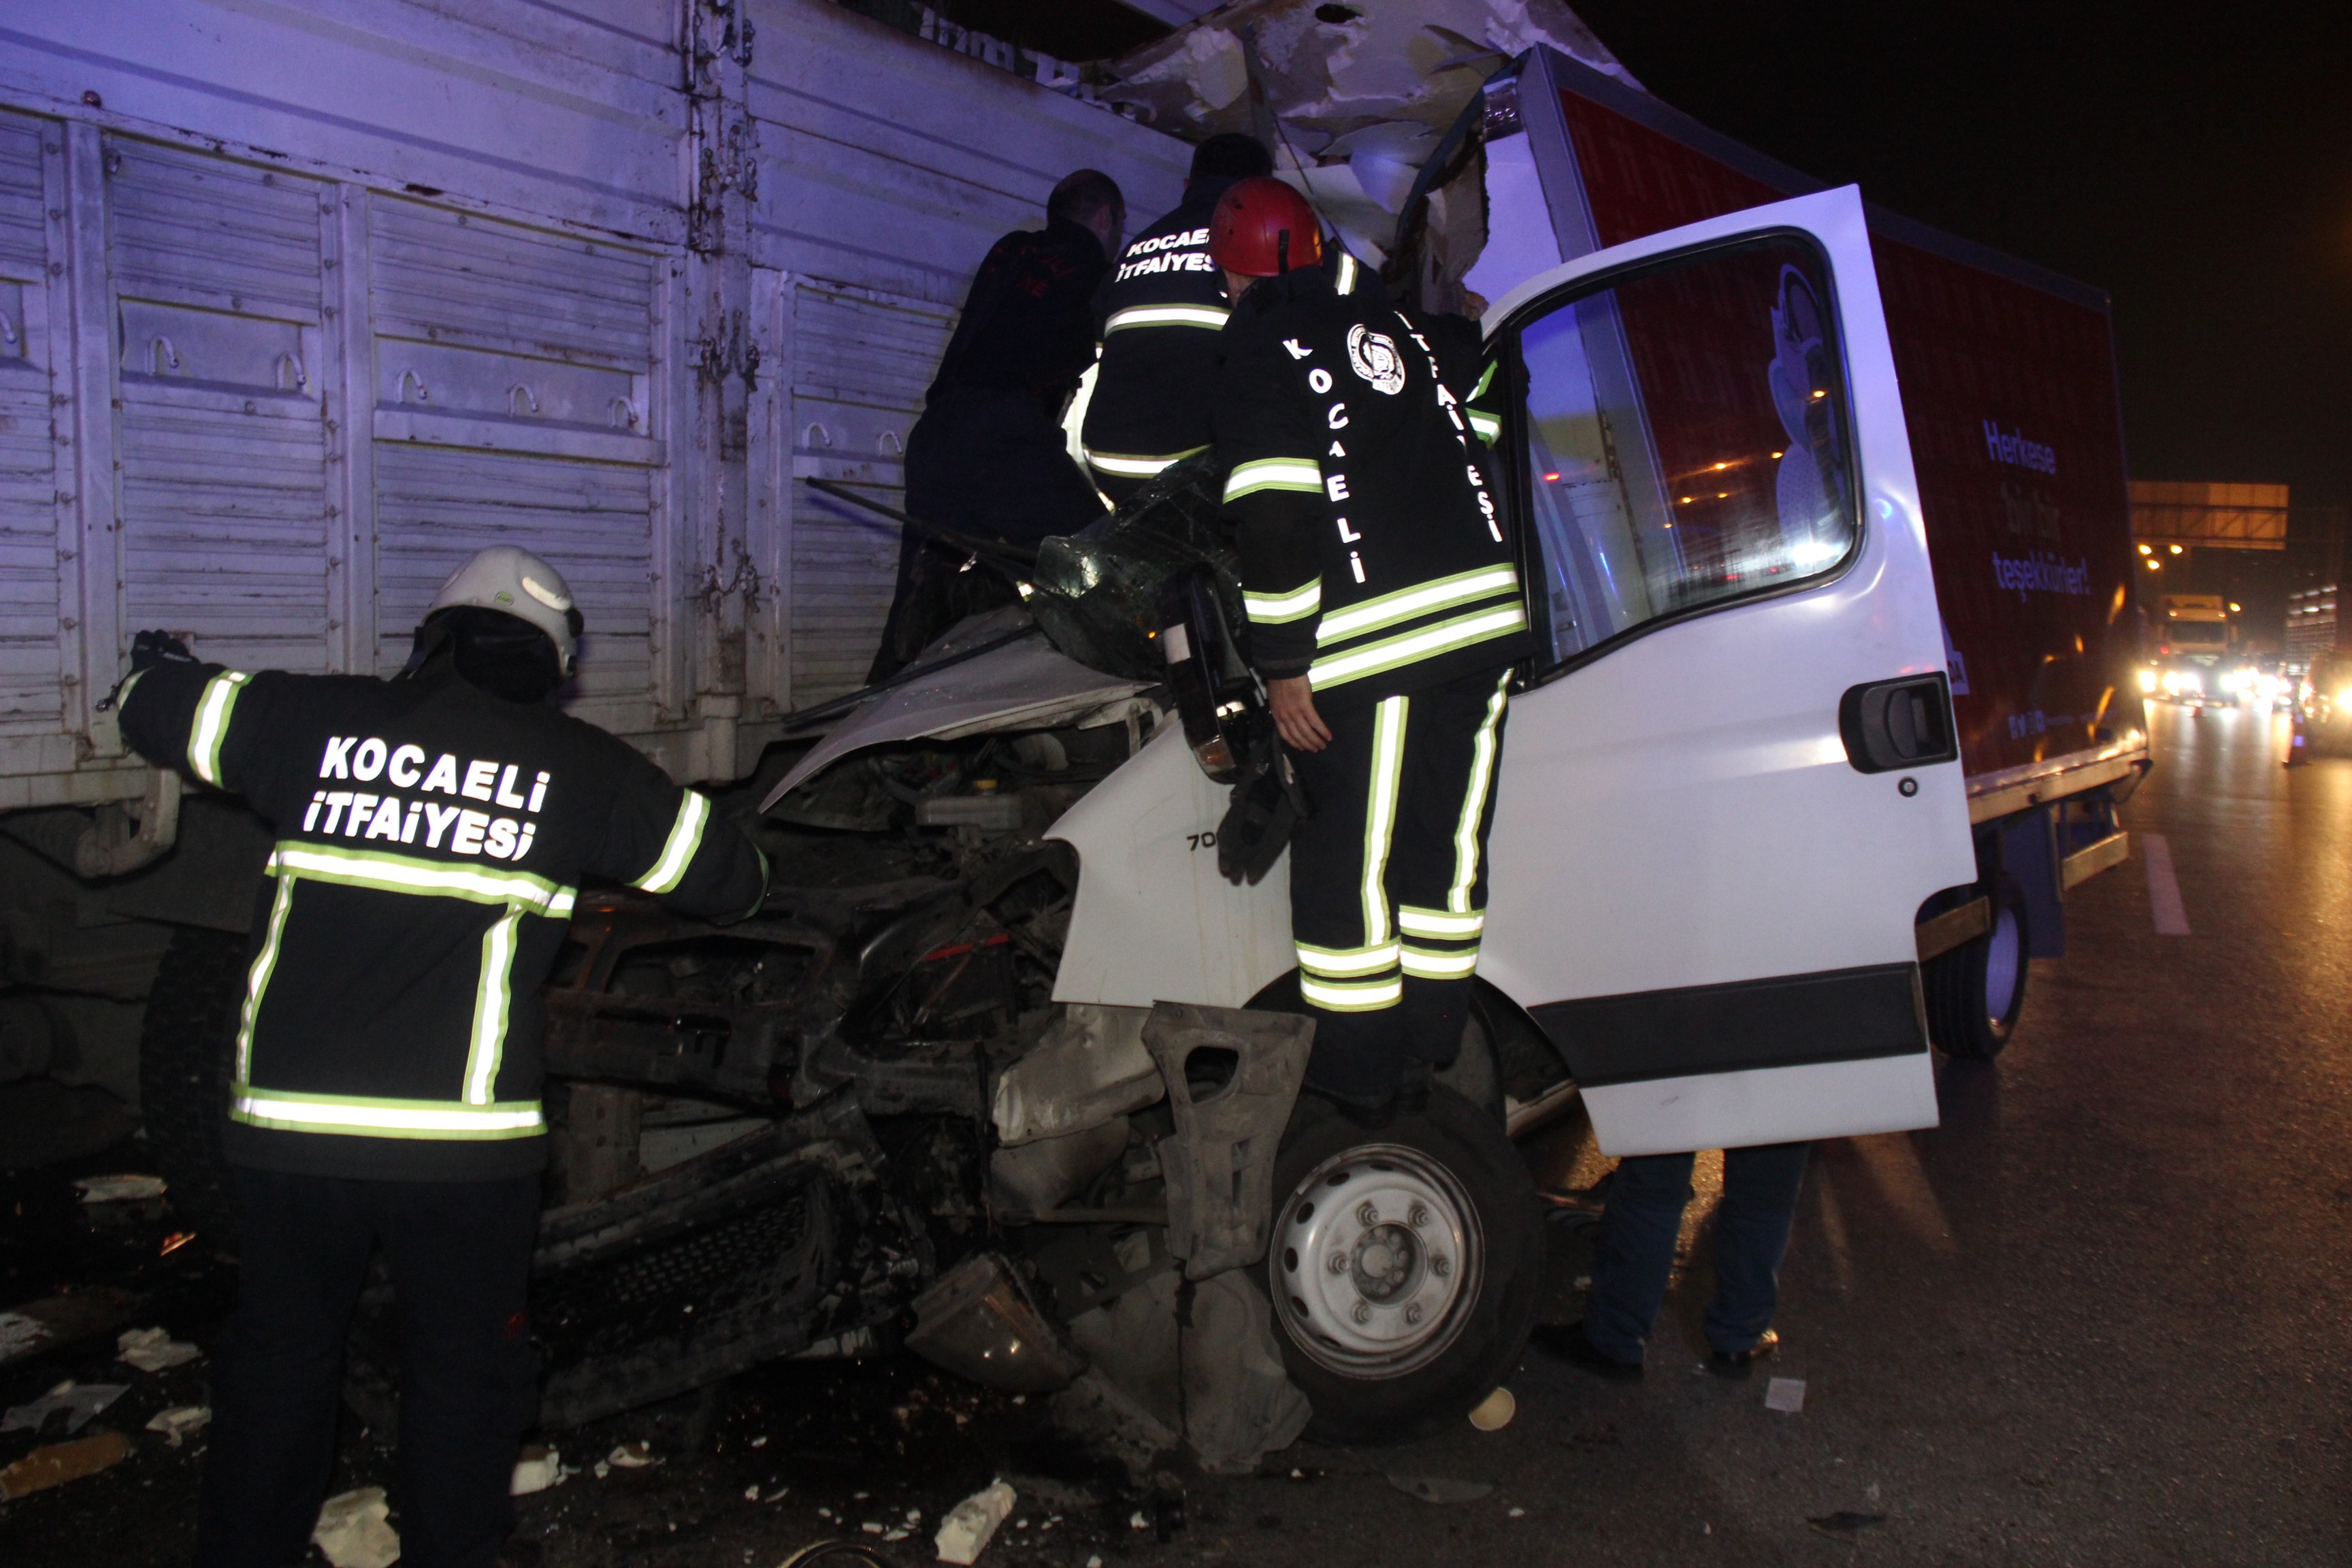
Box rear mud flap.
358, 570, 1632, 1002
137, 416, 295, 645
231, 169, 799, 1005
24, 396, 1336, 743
1142, 1002, 1314, 1281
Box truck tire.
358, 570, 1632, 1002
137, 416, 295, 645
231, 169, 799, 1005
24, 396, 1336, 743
139, 926, 249, 1249
1924, 874, 2028, 1062
1260, 1086, 1542, 1445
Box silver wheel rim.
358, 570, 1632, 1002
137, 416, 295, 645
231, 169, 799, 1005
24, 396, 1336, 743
1984, 906, 2023, 1028
1269, 1141, 1483, 1379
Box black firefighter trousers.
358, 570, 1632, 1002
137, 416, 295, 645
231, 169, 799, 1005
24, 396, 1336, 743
1288, 666, 1513, 1105
195, 1168, 540, 1568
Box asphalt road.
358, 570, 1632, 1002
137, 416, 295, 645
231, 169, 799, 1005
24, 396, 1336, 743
3, 698, 2346, 1565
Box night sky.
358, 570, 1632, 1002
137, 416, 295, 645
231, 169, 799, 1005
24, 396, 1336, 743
1565, 2, 2352, 514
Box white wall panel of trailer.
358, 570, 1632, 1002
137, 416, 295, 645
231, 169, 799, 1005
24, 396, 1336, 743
0, 0, 1192, 808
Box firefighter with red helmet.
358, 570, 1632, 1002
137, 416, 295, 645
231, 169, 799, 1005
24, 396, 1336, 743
1209, 177, 1531, 1123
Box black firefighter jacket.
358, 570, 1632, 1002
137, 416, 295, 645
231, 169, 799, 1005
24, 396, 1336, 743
1084, 186, 1373, 499
1212, 272, 1529, 705
120, 662, 767, 1181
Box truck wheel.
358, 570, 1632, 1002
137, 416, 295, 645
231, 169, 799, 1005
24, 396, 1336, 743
139, 926, 249, 1249
1924, 875, 2028, 1061
1260, 1086, 1542, 1445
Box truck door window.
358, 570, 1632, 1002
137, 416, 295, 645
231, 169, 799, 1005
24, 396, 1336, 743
1509, 237, 1857, 670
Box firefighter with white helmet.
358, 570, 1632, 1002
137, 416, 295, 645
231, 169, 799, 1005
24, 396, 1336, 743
112, 545, 767, 1568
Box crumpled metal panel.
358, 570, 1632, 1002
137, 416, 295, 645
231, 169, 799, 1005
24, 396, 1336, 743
1143, 1001, 1314, 1280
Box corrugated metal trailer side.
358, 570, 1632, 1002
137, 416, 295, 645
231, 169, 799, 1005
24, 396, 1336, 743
0, 0, 1186, 814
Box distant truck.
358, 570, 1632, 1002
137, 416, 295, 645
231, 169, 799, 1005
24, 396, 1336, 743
2155, 594, 2232, 656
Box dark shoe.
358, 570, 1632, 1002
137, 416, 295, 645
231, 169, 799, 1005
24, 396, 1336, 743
1531, 1322, 1644, 1383
1707, 1327, 1780, 1379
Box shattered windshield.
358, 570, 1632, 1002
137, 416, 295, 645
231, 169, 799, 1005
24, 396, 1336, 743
1027, 453, 1245, 683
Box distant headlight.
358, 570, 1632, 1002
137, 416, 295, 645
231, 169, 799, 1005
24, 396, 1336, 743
2335, 688, 2352, 710
2138, 668, 2158, 693
2180, 671, 2204, 694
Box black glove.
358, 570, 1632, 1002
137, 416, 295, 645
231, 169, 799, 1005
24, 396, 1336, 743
130, 629, 199, 672
1217, 721, 1310, 886
98, 630, 199, 711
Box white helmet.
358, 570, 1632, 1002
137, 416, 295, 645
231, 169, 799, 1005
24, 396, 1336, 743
426, 546, 581, 677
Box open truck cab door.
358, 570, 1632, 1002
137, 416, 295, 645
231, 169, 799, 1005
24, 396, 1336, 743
1475, 184, 1976, 1156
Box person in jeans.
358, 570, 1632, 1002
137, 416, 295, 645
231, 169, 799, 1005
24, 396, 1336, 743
1537, 1141, 1812, 1379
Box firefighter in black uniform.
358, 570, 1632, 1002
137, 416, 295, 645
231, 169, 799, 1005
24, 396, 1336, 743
1209, 178, 1530, 1122
870, 168, 1126, 681
1085, 137, 1388, 506
1079, 134, 1272, 504
114, 546, 767, 1568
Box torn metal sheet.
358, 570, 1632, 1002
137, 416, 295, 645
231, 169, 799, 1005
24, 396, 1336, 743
1103, 1, 1634, 149
759, 632, 1146, 812
1143, 1002, 1313, 1279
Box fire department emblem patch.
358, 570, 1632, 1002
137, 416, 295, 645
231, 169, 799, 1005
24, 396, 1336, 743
1347, 325, 1406, 395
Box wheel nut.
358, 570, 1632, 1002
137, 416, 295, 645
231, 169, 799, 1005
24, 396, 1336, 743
1357, 1203, 1379, 1228
1431, 1255, 1451, 1278
1405, 1303, 1424, 1325
1408, 1204, 1430, 1228
1328, 1252, 1350, 1275
1352, 1301, 1372, 1324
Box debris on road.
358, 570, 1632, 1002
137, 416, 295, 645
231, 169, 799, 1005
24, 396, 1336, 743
934, 1477, 1017, 1565
607, 1440, 657, 1468
1468, 1386, 1517, 1431
117, 1325, 202, 1371
3, 1379, 128, 1435
74, 1174, 167, 1203
0, 1292, 139, 1371
0, 1431, 131, 1499
1386, 1474, 1496, 1504
1808, 1511, 1888, 1539
312, 1487, 401, 1568
511, 1445, 564, 1494
1765, 1377, 1807, 1414
144, 1405, 212, 1447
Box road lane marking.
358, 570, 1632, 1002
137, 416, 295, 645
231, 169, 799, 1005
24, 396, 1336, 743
2142, 832, 2191, 935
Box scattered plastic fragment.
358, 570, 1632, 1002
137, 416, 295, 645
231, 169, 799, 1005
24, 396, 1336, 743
1387, 1474, 1495, 1504
885, 1529, 911, 1541
1507, 1506, 1526, 1518
512, 1446, 564, 1495
313, 1486, 401, 1568
146, 1405, 212, 1447
1087, 1558, 1103, 1568
118, 1326, 202, 1372
862, 1521, 885, 1533
1808, 1512, 1886, 1539
751, 1435, 770, 1448
1130, 1511, 1149, 1529
765, 1486, 790, 1503
592, 1460, 610, 1480
1765, 1377, 1807, 1414
0, 1312, 50, 1362
608, 1441, 656, 1468
0, 1431, 131, 1499
75, 1174, 166, 1203
935, 1478, 1017, 1565
1468, 1386, 1516, 1431
2, 1379, 127, 1435
160, 1231, 197, 1257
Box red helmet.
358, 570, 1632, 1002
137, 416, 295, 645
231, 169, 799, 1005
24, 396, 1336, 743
1209, 176, 1324, 278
